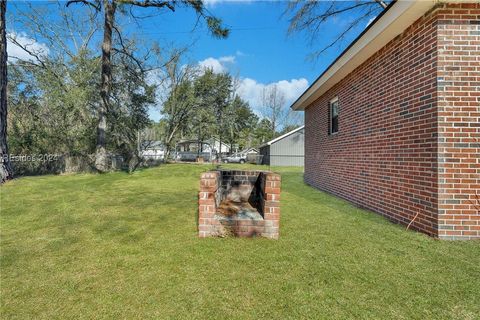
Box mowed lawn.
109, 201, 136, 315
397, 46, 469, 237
1, 164, 479, 319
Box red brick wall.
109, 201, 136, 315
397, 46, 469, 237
304, 3, 479, 239
305, 6, 440, 236
436, 3, 480, 239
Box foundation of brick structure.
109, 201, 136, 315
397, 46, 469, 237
198, 170, 281, 239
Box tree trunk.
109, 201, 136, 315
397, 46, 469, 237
96, 0, 116, 172
197, 126, 201, 156
0, 0, 13, 183
271, 112, 276, 136
164, 125, 178, 161
218, 115, 222, 157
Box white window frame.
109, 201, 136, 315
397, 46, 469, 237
329, 97, 339, 135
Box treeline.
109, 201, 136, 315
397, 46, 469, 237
156, 64, 284, 159
8, 26, 155, 173
4, 1, 298, 176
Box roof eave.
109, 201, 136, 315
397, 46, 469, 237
291, 0, 437, 111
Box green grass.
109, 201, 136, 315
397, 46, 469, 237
1, 164, 479, 319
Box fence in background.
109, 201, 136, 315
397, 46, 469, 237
10, 154, 125, 176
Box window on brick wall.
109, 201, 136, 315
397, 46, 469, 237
329, 97, 339, 135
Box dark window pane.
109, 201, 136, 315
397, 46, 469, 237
332, 115, 338, 133
329, 99, 339, 134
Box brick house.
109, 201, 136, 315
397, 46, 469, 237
291, 1, 479, 240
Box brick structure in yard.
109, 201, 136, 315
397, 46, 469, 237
198, 170, 281, 239
291, 1, 479, 239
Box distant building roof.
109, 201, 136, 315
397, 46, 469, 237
239, 147, 259, 154
260, 126, 305, 148
142, 141, 164, 149
177, 139, 211, 145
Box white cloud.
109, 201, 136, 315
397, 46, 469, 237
7, 32, 49, 63
237, 77, 309, 115
218, 55, 235, 63
204, 0, 252, 7
196, 55, 308, 115
203, 0, 221, 7
149, 74, 308, 122
235, 50, 248, 57
198, 55, 236, 73
198, 57, 227, 73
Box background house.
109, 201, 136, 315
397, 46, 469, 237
207, 138, 231, 155
140, 141, 165, 161
175, 140, 214, 162
259, 126, 304, 166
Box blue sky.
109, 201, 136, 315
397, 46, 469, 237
7, 0, 376, 122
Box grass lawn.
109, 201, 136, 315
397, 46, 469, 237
1, 164, 479, 319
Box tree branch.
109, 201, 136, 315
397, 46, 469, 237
308, 8, 377, 60
111, 25, 146, 74
7, 35, 69, 92
66, 0, 101, 11
118, 0, 175, 12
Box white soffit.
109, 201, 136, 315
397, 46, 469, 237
291, 0, 437, 111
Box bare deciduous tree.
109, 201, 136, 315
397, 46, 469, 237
285, 0, 390, 61
261, 84, 285, 135
66, 0, 229, 172
160, 57, 197, 160
0, 0, 13, 183
8, 2, 166, 175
